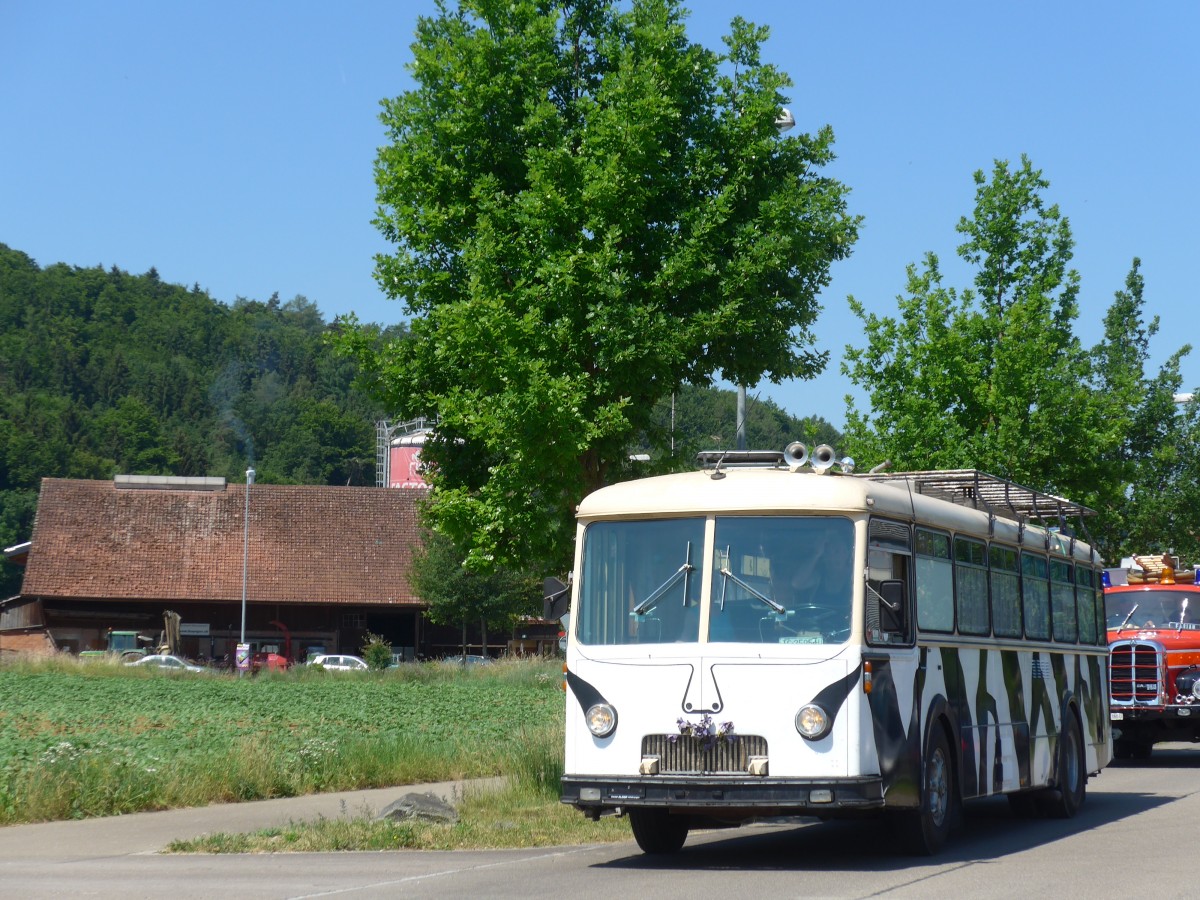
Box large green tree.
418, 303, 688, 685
341, 0, 859, 572
841, 158, 1195, 561
843, 156, 1101, 493
1091, 260, 1197, 558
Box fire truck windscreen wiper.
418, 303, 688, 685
1177, 598, 1190, 636
1118, 603, 1138, 633
630, 542, 694, 617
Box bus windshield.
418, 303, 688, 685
576, 515, 855, 646
577, 518, 704, 645
710, 516, 854, 644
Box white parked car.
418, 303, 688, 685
126, 654, 207, 673
308, 654, 369, 671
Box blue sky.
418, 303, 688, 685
3, 1, 1198, 430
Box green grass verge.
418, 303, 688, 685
0, 655, 578, 828
167, 778, 629, 853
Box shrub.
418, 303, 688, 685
360, 632, 393, 671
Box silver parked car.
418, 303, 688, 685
126, 654, 207, 673
308, 654, 369, 671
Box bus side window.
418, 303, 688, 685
868, 518, 913, 645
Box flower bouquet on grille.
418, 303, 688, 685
669, 714, 737, 750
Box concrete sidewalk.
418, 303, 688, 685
0, 779, 501, 860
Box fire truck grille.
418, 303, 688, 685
640, 734, 767, 774
1110, 641, 1163, 703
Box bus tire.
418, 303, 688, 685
1041, 711, 1085, 819
902, 726, 957, 855
628, 808, 689, 855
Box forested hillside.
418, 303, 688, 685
0, 244, 391, 594
653, 385, 840, 459
0, 243, 838, 596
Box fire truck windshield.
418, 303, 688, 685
1107, 590, 1195, 630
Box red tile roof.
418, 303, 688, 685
22, 479, 428, 606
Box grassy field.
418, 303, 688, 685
0, 654, 628, 848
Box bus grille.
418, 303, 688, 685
1110, 641, 1163, 704
640, 734, 768, 774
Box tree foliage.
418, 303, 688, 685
1092, 260, 1198, 557
841, 158, 1196, 562
646, 384, 840, 461
341, 0, 859, 573
408, 530, 541, 641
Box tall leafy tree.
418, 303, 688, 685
340, 0, 859, 572
843, 157, 1107, 503
841, 158, 1196, 562
1091, 260, 1196, 559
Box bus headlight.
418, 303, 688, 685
795, 703, 831, 740
586, 703, 618, 737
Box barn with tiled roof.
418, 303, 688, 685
2, 476, 433, 661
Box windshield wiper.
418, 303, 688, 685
631, 542, 694, 616
1117, 603, 1138, 633
718, 567, 786, 614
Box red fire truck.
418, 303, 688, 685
1105, 555, 1200, 759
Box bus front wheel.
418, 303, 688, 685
1040, 712, 1085, 819
628, 808, 689, 855
900, 726, 957, 855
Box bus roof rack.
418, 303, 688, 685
696, 450, 786, 469
859, 469, 1097, 520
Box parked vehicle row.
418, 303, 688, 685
108, 651, 500, 673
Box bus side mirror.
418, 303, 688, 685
879, 580, 905, 633
544, 576, 570, 621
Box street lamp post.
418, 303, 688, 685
239, 467, 255, 654
736, 109, 795, 452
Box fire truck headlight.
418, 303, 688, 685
586, 703, 617, 737
1176, 667, 1200, 701
795, 703, 831, 740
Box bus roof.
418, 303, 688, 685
861, 469, 1096, 519
576, 466, 1098, 562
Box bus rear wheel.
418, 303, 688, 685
628, 808, 689, 855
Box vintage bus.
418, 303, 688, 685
547, 445, 1111, 855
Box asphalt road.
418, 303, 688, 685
3, 748, 1199, 899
